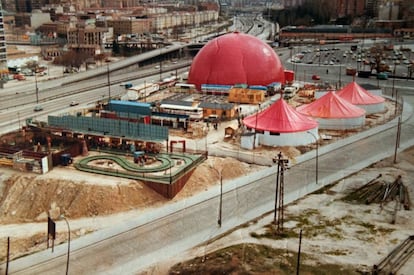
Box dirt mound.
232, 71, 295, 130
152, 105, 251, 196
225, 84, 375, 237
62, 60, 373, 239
0, 174, 165, 224
0, 156, 260, 224
172, 157, 264, 200
0, 156, 265, 263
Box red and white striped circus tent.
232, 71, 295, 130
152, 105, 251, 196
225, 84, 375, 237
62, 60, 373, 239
336, 82, 385, 114
296, 91, 366, 130
242, 99, 319, 147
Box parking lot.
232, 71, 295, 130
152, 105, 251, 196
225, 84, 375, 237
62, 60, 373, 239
287, 42, 413, 79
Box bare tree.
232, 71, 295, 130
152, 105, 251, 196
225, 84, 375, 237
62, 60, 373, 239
25, 60, 40, 73
52, 50, 90, 71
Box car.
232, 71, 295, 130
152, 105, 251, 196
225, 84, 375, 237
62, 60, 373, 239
377, 72, 388, 80
70, 101, 79, 106
312, 75, 321, 80
34, 105, 43, 112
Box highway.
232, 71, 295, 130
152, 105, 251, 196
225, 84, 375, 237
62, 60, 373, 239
0, 56, 191, 134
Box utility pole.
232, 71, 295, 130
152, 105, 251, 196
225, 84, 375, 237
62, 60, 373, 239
273, 152, 288, 233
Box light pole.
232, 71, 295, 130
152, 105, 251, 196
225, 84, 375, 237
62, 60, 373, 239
210, 165, 223, 227
392, 65, 396, 97
106, 63, 111, 100
338, 63, 342, 88
60, 215, 70, 275
307, 131, 319, 185
34, 68, 39, 104
159, 46, 163, 81
273, 152, 282, 225
253, 104, 260, 149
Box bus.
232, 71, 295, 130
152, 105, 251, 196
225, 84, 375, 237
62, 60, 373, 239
158, 76, 178, 90
127, 83, 160, 100
174, 83, 196, 92
159, 103, 203, 120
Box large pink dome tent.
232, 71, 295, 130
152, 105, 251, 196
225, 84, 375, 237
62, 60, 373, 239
188, 32, 285, 90
297, 91, 366, 130
242, 99, 319, 147
336, 82, 385, 114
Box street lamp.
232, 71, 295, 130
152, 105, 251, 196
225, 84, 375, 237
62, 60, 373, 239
338, 63, 342, 88
106, 63, 111, 101
307, 131, 319, 185
60, 215, 70, 275
273, 152, 282, 225
210, 165, 223, 227
392, 65, 396, 97
34, 68, 39, 103
253, 104, 261, 149
159, 46, 163, 81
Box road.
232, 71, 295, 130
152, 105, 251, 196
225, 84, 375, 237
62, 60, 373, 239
4, 89, 414, 274
1, 38, 414, 273
0, 60, 191, 135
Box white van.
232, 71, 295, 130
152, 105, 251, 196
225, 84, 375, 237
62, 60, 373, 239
291, 82, 302, 91
283, 86, 297, 99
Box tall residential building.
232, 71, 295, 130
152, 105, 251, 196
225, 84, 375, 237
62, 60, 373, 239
1, 0, 16, 12
15, 0, 45, 13
366, 0, 379, 17
337, 0, 366, 18
0, 1, 7, 77
282, 0, 306, 8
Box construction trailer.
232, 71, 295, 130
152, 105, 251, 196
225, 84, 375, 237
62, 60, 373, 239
228, 88, 265, 104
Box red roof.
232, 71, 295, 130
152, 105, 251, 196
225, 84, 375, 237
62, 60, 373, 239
243, 99, 318, 133
336, 82, 385, 105
188, 32, 285, 90
297, 91, 366, 118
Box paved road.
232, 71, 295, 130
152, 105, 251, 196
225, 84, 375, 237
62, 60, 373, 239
3, 94, 413, 274
2, 40, 414, 274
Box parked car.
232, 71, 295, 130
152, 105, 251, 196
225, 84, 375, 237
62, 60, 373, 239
13, 74, 26, 81
312, 75, 321, 80
377, 72, 388, 80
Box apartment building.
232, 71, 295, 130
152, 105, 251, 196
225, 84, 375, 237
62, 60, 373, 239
0, 2, 7, 79
336, 0, 366, 18
108, 17, 152, 37
67, 26, 107, 56
151, 10, 219, 34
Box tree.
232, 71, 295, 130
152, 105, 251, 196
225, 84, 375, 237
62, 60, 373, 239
53, 50, 89, 70
268, 0, 336, 27
25, 60, 40, 73
94, 53, 107, 66
112, 39, 120, 55
369, 45, 389, 73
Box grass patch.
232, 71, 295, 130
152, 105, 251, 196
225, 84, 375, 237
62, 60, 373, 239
169, 243, 361, 275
